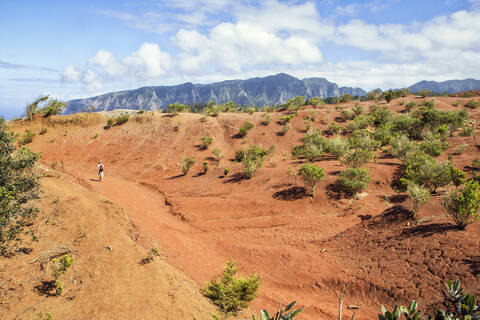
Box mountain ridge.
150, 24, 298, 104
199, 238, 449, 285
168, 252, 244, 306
65, 73, 480, 114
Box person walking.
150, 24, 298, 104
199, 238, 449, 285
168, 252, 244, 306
98, 161, 104, 182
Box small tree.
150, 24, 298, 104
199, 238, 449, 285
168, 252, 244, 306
52, 254, 74, 295
298, 164, 325, 198
342, 149, 374, 168
338, 167, 371, 196
406, 182, 430, 220
286, 96, 305, 112
242, 145, 268, 178
25, 96, 48, 120
201, 261, 260, 316
325, 136, 349, 159
442, 180, 480, 229
181, 157, 196, 175
212, 148, 223, 164
384, 90, 394, 103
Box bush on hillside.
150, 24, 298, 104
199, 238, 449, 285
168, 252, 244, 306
181, 157, 196, 175
19, 129, 36, 145
342, 149, 375, 168
0, 118, 40, 256
242, 145, 268, 178
389, 135, 418, 161
298, 164, 325, 198
238, 121, 254, 137
465, 99, 480, 109
406, 182, 430, 220
443, 180, 480, 229
338, 167, 371, 196
201, 261, 260, 316
325, 136, 350, 159
405, 101, 417, 113
326, 122, 341, 135
200, 136, 213, 150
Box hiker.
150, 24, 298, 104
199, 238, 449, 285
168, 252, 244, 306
98, 161, 104, 182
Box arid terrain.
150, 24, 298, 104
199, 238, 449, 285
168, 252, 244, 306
2, 95, 480, 319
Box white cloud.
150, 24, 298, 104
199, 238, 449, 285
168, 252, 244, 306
123, 43, 172, 79
62, 66, 80, 82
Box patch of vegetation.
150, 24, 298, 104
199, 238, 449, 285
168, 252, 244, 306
52, 254, 73, 295
307, 97, 325, 108
406, 182, 430, 220
202, 161, 209, 174
405, 101, 417, 113
25, 96, 66, 120
212, 148, 223, 164
224, 168, 230, 176
242, 145, 269, 178
200, 136, 213, 150
181, 157, 196, 175
298, 164, 325, 198
252, 301, 303, 320
338, 167, 371, 196
262, 114, 271, 126
140, 247, 160, 265
443, 180, 480, 229
465, 99, 480, 109
39, 127, 48, 135
326, 122, 341, 135
238, 121, 254, 137
165, 102, 190, 114
105, 113, 130, 128
453, 143, 468, 155
379, 280, 479, 320
19, 129, 36, 145
285, 96, 306, 112
201, 261, 260, 316
0, 119, 40, 256
459, 126, 475, 137
325, 136, 350, 159
342, 149, 375, 168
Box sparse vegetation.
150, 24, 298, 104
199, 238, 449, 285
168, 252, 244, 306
201, 261, 260, 316
0, 119, 40, 256
298, 164, 325, 198
39, 127, 48, 135
238, 121, 254, 137
338, 167, 371, 196
453, 143, 468, 155
200, 136, 213, 150
202, 161, 209, 174
465, 99, 480, 109
406, 182, 430, 219
52, 254, 74, 295
443, 180, 480, 229
20, 129, 36, 145
25, 96, 66, 120
105, 113, 130, 128
242, 145, 268, 178
252, 301, 303, 320
181, 157, 196, 175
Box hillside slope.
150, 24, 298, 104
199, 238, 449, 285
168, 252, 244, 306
0, 165, 217, 320
8, 95, 480, 319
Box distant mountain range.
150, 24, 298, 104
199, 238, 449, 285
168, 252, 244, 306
408, 79, 480, 94
65, 74, 480, 114
65, 73, 365, 114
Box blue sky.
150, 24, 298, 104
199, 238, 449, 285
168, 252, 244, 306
1, 0, 479, 118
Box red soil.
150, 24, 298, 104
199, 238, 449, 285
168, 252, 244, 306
8, 95, 480, 319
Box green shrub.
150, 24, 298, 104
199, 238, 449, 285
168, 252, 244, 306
345, 114, 373, 132
235, 149, 245, 162
338, 167, 371, 196
450, 166, 466, 187
369, 105, 394, 127
201, 261, 260, 316
325, 136, 349, 159
340, 109, 354, 121
106, 118, 114, 128
262, 114, 271, 126
165, 102, 189, 113
20, 129, 36, 145
453, 143, 468, 155
327, 122, 341, 135
307, 97, 325, 108
200, 136, 213, 150
419, 134, 449, 157
342, 149, 375, 168
39, 127, 48, 135
224, 168, 230, 176
286, 96, 306, 111
405, 101, 417, 112
465, 99, 480, 109
238, 121, 254, 137
242, 145, 268, 178
352, 104, 363, 116
300, 131, 329, 161
280, 124, 290, 136
181, 157, 196, 175
349, 130, 380, 151
298, 164, 325, 197
372, 124, 393, 146
52, 254, 73, 295
115, 113, 129, 125
212, 148, 223, 163
406, 182, 430, 219
389, 135, 418, 161
460, 126, 475, 137
443, 180, 480, 228
304, 119, 312, 132
280, 114, 295, 125
202, 161, 209, 174
403, 151, 456, 192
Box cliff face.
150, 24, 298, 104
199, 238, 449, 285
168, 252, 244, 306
409, 79, 480, 94
65, 73, 366, 114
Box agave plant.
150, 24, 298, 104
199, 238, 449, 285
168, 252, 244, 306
252, 301, 303, 320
